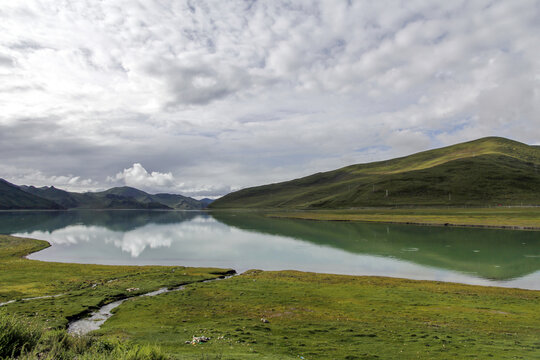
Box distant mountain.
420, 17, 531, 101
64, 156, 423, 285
94, 187, 205, 210
0, 180, 64, 210
20, 185, 84, 208
151, 193, 203, 210
210, 137, 540, 209
2, 182, 206, 210
199, 198, 214, 208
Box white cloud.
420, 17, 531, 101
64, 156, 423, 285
111, 163, 175, 190
1, 165, 99, 192
0, 1, 539, 197
109, 163, 230, 197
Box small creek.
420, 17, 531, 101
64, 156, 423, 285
67, 274, 236, 335
0, 293, 66, 307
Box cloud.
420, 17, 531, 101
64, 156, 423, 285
0, 1, 539, 197
0, 54, 13, 67
108, 163, 231, 197
1, 165, 99, 192
110, 163, 175, 189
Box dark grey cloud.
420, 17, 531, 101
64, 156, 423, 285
0, 55, 13, 67
145, 60, 250, 107
0, 0, 539, 196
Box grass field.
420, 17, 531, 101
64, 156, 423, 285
0, 235, 231, 329
267, 207, 540, 229
2, 235, 539, 359
99, 270, 540, 359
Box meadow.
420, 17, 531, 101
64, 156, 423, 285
1, 235, 539, 359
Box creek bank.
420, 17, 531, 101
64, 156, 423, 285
0, 293, 66, 307
67, 271, 237, 335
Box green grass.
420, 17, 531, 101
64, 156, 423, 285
0, 235, 232, 329
2, 235, 539, 359
268, 207, 540, 229
98, 270, 540, 359
210, 137, 540, 209
0, 311, 170, 359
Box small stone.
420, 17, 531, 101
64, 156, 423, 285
191, 336, 210, 344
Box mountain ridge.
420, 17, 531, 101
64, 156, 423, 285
0, 180, 64, 210
210, 137, 540, 209
2, 182, 207, 210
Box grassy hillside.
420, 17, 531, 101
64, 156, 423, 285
0, 180, 64, 210
211, 137, 540, 209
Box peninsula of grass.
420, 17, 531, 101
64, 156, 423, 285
0, 235, 232, 329
268, 207, 540, 230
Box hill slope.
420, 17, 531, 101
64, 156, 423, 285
0, 180, 64, 210
211, 137, 540, 209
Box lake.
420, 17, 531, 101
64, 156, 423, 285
1, 210, 538, 290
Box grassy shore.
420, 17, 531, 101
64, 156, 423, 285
268, 207, 540, 229
99, 270, 540, 359
0, 235, 232, 329
2, 235, 539, 359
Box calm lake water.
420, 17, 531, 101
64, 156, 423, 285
1, 210, 539, 290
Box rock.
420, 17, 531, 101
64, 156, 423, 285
126, 287, 139, 292
191, 336, 210, 344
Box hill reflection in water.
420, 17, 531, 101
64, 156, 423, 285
0, 210, 538, 289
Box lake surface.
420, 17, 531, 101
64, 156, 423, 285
1, 210, 539, 290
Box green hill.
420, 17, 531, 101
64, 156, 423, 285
0, 180, 64, 210
211, 137, 540, 209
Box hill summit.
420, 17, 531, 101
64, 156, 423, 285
210, 137, 540, 209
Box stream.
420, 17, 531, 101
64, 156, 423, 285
0, 293, 66, 307
67, 274, 236, 335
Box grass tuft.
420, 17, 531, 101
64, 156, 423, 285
0, 311, 170, 360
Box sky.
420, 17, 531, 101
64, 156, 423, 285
1, 0, 539, 198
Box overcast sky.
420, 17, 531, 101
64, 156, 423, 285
1, 0, 539, 197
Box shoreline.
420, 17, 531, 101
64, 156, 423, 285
14, 235, 540, 291
2, 235, 539, 359
268, 214, 540, 231
264, 207, 540, 231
